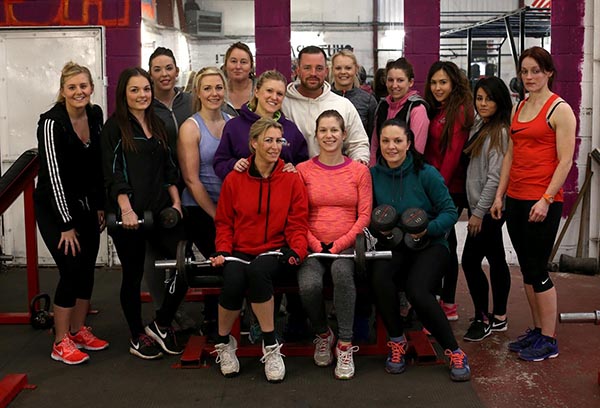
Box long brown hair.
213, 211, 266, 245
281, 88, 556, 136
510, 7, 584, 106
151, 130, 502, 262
464, 77, 512, 158
424, 61, 474, 153
114, 67, 167, 152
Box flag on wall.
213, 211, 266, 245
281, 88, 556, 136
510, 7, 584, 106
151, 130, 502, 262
142, 0, 157, 21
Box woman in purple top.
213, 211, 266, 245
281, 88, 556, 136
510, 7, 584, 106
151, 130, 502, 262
213, 70, 308, 179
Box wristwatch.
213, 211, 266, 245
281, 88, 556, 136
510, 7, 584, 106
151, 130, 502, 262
542, 193, 555, 204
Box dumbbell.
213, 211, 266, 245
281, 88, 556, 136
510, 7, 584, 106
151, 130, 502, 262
370, 204, 404, 249
106, 210, 154, 233
400, 208, 430, 251
158, 207, 181, 229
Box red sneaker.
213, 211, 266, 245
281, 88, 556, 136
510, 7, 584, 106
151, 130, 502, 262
440, 301, 459, 321
51, 335, 90, 365
69, 326, 109, 351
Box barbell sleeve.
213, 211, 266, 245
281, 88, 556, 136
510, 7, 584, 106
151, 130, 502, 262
307, 250, 392, 260
559, 311, 600, 324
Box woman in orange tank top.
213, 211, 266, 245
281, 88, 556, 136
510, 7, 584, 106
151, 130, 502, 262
490, 46, 576, 362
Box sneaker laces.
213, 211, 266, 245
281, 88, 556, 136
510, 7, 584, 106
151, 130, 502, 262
77, 326, 97, 342
211, 342, 238, 365
60, 336, 79, 354
387, 341, 406, 363
445, 349, 466, 369
260, 343, 285, 369
516, 328, 537, 342
138, 334, 155, 347
313, 333, 332, 354
337, 345, 359, 367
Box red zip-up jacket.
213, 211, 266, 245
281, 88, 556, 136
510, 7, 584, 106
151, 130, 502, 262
215, 156, 309, 259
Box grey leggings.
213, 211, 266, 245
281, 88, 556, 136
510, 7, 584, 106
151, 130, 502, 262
297, 252, 356, 342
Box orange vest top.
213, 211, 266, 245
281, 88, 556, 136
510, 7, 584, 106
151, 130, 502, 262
507, 93, 563, 202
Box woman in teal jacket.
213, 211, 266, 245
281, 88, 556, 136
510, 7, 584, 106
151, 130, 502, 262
370, 119, 469, 382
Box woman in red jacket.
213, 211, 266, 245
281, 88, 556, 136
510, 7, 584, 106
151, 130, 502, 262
424, 61, 474, 320
210, 117, 309, 383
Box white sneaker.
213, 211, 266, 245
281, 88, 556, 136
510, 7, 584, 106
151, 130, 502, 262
261, 342, 286, 382
211, 335, 239, 377
313, 328, 335, 367
334, 344, 359, 380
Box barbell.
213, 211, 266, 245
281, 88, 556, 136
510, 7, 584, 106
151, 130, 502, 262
154, 235, 392, 287
559, 310, 600, 324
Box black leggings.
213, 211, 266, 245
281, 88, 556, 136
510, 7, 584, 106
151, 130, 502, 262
461, 213, 510, 317
111, 222, 188, 338
371, 244, 459, 351
184, 205, 216, 257
219, 252, 285, 311
35, 202, 100, 308
441, 192, 465, 304
505, 197, 562, 292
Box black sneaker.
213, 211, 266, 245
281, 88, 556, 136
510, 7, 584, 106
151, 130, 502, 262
490, 316, 508, 332
129, 334, 163, 360
463, 319, 491, 342
145, 321, 184, 355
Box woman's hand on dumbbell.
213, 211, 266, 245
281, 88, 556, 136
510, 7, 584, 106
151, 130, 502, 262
410, 229, 427, 240
58, 228, 81, 256
121, 208, 139, 229
209, 251, 230, 267
171, 202, 183, 219
467, 215, 482, 236
234, 158, 249, 173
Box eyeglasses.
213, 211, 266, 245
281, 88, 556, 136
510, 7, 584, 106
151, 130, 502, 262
262, 137, 288, 146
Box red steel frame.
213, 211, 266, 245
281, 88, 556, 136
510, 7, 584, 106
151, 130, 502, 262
0, 150, 40, 324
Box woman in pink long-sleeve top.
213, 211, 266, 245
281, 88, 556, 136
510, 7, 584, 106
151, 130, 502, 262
424, 61, 474, 321
296, 109, 372, 380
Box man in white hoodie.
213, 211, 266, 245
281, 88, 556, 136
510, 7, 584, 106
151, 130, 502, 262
282, 46, 370, 164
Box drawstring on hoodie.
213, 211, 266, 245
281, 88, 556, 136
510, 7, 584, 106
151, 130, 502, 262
256, 178, 272, 244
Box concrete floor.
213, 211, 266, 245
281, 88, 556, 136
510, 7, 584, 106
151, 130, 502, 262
1, 263, 599, 407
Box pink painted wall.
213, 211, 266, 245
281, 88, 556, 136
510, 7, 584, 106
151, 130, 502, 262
551, 0, 585, 213
254, 0, 292, 81
403, 0, 440, 94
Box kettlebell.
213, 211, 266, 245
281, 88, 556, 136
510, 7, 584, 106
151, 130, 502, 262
30, 293, 54, 330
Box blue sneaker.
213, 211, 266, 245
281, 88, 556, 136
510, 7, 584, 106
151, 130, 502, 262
508, 327, 542, 352
518, 335, 559, 361
445, 348, 471, 382
385, 339, 407, 374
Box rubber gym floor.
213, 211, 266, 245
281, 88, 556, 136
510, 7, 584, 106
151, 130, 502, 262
1, 264, 599, 408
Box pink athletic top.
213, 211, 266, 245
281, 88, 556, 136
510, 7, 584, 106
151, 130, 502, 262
296, 157, 372, 254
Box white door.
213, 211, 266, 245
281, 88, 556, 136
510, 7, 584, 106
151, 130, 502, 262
0, 26, 109, 265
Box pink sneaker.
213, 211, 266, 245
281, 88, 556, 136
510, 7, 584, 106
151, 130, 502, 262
69, 326, 109, 351
51, 335, 90, 365
441, 302, 459, 321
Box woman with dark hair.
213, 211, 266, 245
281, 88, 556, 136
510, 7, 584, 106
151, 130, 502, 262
35, 62, 108, 365
148, 46, 193, 157
370, 119, 468, 381
147, 46, 194, 330
101, 67, 188, 360
213, 70, 308, 179
491, 46, 576, 361
296, 110, 372, 380
424, 60, 475, 321
210, 117, 308, 382
461, 77, 512, 342
330, 49, 378, 138
369, 57, 430, 164
222, 42, 255, 116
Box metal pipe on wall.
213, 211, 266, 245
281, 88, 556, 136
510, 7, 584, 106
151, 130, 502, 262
372, 0, 379, 72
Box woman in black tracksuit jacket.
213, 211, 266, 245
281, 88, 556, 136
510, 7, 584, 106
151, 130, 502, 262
101, 67, 187, 360
35, 62, 109, 365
